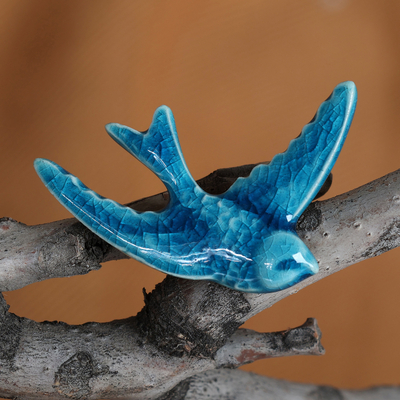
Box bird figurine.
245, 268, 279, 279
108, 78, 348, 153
34, 81, 357, 293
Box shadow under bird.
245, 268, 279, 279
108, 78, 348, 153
34, 81, 357, 293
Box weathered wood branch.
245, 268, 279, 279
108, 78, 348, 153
1, 163, 400, 398
159, 369, 400, 400
0, 294, 322, 400
214, 318, 324, 368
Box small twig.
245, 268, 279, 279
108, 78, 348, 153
215, 318, 324, 368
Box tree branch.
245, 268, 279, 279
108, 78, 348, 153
1, 163, 400, 398
214, 318, 324, 368
0, 296, 320, 400
2, 165, 398, 351
159, 369, 400, 400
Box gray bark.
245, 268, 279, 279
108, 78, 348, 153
1, 164, 400, 398
0, 296, 322, 400
160, 369, 400, 400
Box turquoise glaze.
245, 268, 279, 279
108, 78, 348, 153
34, 82, 357, 293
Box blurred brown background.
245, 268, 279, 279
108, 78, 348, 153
1, 0, 400, 391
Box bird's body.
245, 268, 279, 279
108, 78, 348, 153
34, 81, 357, 293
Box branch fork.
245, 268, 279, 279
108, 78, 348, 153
1, 163, 400, 398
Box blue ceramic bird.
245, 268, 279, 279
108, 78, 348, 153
34, 82, 357, 293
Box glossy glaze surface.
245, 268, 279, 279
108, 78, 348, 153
34, 82, 357, 292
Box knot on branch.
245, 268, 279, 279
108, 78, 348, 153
137, 276, 251, 358
308, 385, 344, 400
54, 351, 110, 399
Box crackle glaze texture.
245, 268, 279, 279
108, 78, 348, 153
34, 82, 357, 293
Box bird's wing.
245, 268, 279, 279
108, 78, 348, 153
34, 159, 164, 259
225, 81, 357, 223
